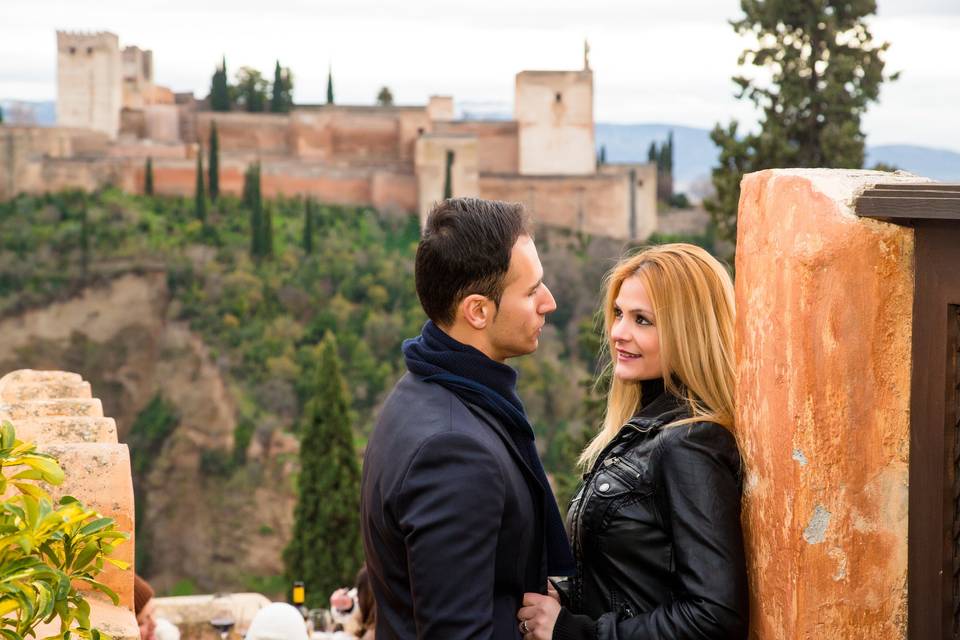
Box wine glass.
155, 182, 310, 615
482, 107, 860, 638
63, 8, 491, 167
209, 592, 236, 639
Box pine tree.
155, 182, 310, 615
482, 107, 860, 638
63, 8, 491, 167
376, 86, 393, 106
194, 152, 207, 223
283, 334, 363, 605
443, 150, 454, 199
144, 157, 154, 196
303, 197, 315, 255
208, 122, 220, 202
211, 56, 231, 112
706, 0, 894, 253
326, 66, 335, 105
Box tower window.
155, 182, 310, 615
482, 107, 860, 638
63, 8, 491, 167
69, 46, 76, 55
87, 47, 93, 55
555, 92, 562, 103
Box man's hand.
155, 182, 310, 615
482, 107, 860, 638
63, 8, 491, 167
517, 591, 561, 640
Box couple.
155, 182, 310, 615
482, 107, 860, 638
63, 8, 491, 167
360, 198, 748, 639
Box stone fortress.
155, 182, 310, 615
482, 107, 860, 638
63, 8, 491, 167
0, 31, 657, 240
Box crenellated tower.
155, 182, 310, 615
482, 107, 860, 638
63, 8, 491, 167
56, 31, 122, 138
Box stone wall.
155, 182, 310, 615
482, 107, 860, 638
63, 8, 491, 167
479, 170, 652, 240
57, 31, 123, 138
515, 70, 594, 176
735, 169, 926, 639
0, 369, 138, 639
433, 120, 519, 174
415, 134, 480, 222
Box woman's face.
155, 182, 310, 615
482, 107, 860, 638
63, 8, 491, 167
137, 600, 157, 640
610, 275, 663, 382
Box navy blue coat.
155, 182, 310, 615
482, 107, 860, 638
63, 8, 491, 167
361, 373, 548, 639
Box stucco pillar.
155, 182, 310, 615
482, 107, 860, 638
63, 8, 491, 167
735, 169, 928, 639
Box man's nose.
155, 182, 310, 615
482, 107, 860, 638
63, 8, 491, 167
540, 284, 557, 314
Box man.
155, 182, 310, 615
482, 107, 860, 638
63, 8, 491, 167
361, 198, 575, 639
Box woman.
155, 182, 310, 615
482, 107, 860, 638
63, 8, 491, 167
329, 565, 376, 639
518, 243, 748, 639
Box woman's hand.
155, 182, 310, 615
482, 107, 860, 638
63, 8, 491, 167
517, 591, 561, 639
329, 588, 353, 612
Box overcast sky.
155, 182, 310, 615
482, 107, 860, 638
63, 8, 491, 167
2, 0, 958, 151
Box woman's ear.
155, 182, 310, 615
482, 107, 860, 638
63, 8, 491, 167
459, 294, 491, 330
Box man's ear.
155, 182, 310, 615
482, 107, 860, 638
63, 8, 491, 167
458, 294, 492, 330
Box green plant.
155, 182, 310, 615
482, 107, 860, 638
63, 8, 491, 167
0, 421, 130, 639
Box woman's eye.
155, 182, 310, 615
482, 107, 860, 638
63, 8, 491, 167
613, 308, 622, 318
636, 315, 651, 326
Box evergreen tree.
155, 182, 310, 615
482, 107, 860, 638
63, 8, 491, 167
263, 202, 274, 258
326, 66, 335, 105
0, 105, 4, 124
664, 130, 674, 174
144, 157, 154, 196
598, 145, 607, 165
79, 199, 89, 280
303, 197, 315, 255
376, 86, 394, 106
244, 163, 263, 258
283, 334, 363, 605
706, 0, 894, 252
443, 150, 454, 200
210, 56, 231, 112
270, 61, 294, 113
208, 122, 220, 202
194, 152, 207, 223
647, 141, 657, 164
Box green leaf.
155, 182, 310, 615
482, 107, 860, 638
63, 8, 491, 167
18, 456, 64, 486
75, 578, 119, 606
77, 519, 113, 538
0, 422, 15, 449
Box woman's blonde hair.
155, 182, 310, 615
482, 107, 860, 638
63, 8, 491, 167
578, 243, 736, 469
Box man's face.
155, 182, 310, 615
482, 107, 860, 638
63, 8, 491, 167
486, 235, 556, 362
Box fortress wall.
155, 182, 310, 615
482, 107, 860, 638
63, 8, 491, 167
479, 172, 635, 239
194, 113, 292, 156
371, 169, 418, 213
433, 120, 519, 173
515, 70, 594, 176
735, 169, 923, 639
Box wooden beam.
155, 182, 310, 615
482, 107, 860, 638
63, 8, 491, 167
855, 184, 960, 222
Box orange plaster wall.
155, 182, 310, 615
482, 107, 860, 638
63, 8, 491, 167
735, 169, 921, 639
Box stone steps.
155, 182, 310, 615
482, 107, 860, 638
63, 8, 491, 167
0, 369, 137, 640
10, 416, 118, 444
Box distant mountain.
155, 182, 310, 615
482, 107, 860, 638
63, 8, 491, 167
0, 99, 55, 126
596, 123, 960, 189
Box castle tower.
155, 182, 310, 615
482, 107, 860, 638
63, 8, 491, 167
121, 45, 154, 110
57, 31, 122, 138
514, 67, 594, 176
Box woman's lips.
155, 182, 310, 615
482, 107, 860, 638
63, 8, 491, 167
617, 349, 641, 360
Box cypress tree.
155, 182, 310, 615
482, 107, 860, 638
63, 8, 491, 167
79, 199, 89, 280
208, 122, 220, 202
244, 163, 263, 258
144, 157, 154, 196
647, 141, 657, 164
263, 202, 274, 258
665, 131, 674, 174
283, 333, 363, 605
211, 56, 230, 111
270, 61, 295, 113
303, 197, 314, 255
443, 150, 454, 200
706, 0, 894, 252
599, 145, 607, 165
0, 105, 4, 124
194, 152, 207, 223
326, 66, 335, 105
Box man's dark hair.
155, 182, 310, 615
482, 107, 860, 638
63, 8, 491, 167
415, 198, 531, 326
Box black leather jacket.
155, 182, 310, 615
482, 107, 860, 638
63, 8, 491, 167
553, 382, 748, 640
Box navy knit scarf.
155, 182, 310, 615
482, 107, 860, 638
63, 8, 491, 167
402, 321, 576, 577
